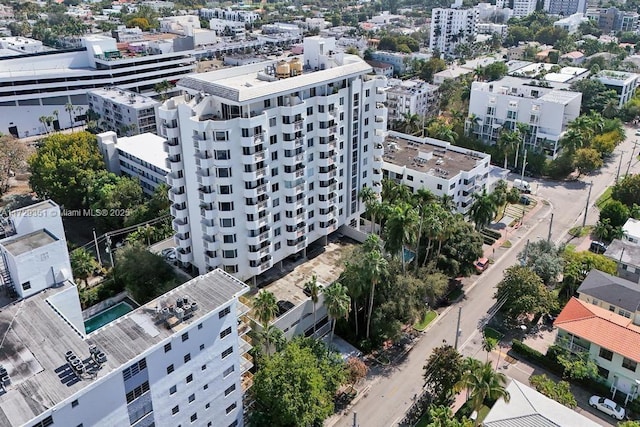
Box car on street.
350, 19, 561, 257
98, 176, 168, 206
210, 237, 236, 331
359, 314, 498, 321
589, 241, 608, 254
635, 129, 640, 136
589, 395, 625, 420
474, 257, 489, 273
519, 195, 531, 205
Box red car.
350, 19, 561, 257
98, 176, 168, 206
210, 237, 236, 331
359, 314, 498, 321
474, 257, 489, 273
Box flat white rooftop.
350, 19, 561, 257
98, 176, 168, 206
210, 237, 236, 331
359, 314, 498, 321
116, 133, 169, 172
89, 87, 160, 110
178, 54, 372, 102
0, 269, 248, 426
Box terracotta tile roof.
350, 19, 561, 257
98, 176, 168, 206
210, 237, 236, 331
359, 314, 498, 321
554, 297, 640, 362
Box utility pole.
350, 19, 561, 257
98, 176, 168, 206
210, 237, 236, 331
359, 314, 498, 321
616, 151, 625, 182
352, 412, 358, 427
92, 228, 102, 267
582, 181, 593, 228
514, 142, 520, 169
521, 239, 530, 266
454, 306, 462, 350
547, 212, 554, 243
106, 235, 115, 268
626, 140, 638, 177
520, 148, 528, 183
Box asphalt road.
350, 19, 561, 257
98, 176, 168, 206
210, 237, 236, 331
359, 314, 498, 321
332, 128, 640, 427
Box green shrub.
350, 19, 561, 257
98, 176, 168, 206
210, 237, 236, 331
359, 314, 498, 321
482, 228, 502, 240
483, 236, 496, 245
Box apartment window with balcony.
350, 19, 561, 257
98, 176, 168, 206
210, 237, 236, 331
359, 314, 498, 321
223, 250, 237, 259
599, 348, 613, 361
623, 357, 637, 372
221, 218, 235, 228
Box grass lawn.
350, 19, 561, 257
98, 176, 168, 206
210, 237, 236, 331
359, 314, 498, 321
477, 405, 491, 423
596, 186, 612, 209
501, 240, 512, 248
483, 327, 504, 342
568, 225, 593, 237
414, 310, 437, 331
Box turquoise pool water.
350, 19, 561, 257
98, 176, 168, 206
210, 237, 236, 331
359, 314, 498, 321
85, 301, 134, 334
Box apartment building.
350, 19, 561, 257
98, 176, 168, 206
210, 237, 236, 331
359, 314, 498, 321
157, 37, 387, 282
512, 0, 537, 18
199, 7, 260, 24
0, 201, 252, 427
604, 218, 640, 283
0, 35, 195, 138
555, 297, 640, 404
386, 79, 438, 124
429, 8, 479, 57
381, 131, 492, 214
467, 76, 582, 157
88, 87, 160, 136
586, 7, 639, 32
553, 13, 590, 33
544, 0, 587, 16
593, 70, 640, 108
97, 131, 169, 195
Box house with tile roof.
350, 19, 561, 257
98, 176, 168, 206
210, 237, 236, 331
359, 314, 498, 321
483, 379, 601, 427
554, 297, 640, 404
577, 269, 640, 320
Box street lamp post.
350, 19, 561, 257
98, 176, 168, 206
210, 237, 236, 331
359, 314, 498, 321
582, 181, 593, 229
626, 140, 638, 177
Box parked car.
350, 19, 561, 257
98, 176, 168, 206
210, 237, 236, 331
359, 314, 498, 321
162, 247, 177, 261
474, 257, 490, 273
589, 241, 608, 254
519, 195, 531, 205
635, 129, 640, 136
589, 395, 625, 420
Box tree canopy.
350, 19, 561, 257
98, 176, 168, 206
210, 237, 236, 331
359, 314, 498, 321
423, 344, 464, 406
612, 174, 640, 207
495, 266, 556, 324
250, 337, 346, 426
28, 131, 104, 208
0, 135, 27, 196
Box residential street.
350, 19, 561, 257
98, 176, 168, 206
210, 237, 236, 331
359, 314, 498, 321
330, 128, 640, 427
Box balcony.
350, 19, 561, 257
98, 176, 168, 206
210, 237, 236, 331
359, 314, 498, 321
282, 119, 304, 133
170, 204, 188, 220
244, 200, 268, 216
557, 337, 590, 354
239, 337, 252, 356
198, 187, 216, 204
242, 372, 254, 392
168, 188, 187, 204
283, 152, 305, 167
244, 184, 268, 199
173, 218, 189, 234
241, 133, 264, 148
317, 155, 336, 168
166, 173, 185, 188
243, 166, 268, 182
238, 317, 251, 337
318, 168, 337, 180
201, 219, 217, 235
196, 154, 215, 169
200, 205, 216, 221
246, 214, 269, 230
164, 141, 181, 156
176, 248, 193, 263
283, 183, 305, 198
242, 149, 267, 165
247, 231, 270, 246
203, 236, 218, 251
176, 234, 192, 250
283, 137, 304, 151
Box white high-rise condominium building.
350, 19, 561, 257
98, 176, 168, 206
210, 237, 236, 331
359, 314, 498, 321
429, 8, 479, 57
0, 201, 252, 427
544, 0, 587, 16
512, 0, 537, 18
467, 76, 582, 157
386, 79, 438, 124
158, 37, 387, 281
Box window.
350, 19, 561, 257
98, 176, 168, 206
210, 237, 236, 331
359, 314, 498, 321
623, 357, 637, 372
226, 402, 237, 414
186, 374, 193, 383
220, 218, 235, 228
619, 309, 632, 318
122, 359, 147, 380
219, 202, 234, 211
437, 184, 443, 190
167, 364, 175, 374
22, 281, 31, 290
198, 323, 203, 330
223, 249, 238, 259
269, 117, 276, 127
225, 384, 236, 396
599, 348, 613, 361
72, 399, 79, 408
200, 344, 205, 351
222, 347, 234, 359
182, 332, 189, 342
220, 326, 232, 339
191, 413, 198, 423
223, 234, 236, 244
31, 416, 54, 427
184, 353, 191, 363
216, 167, 232, 178
229, 421, 239, 427
172, 406, 179, 415
164, 343, 172, 352
189, 394, 195, 403
223, 365, 235, 377
201, 364, 207, 371
219, 306, 231, 318
125, 381, 150, 403
204, 383, 209, 390
609, 305, 616, 312
170, 385, 177, 395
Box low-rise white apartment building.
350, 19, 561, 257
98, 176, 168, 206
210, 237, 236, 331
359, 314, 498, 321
0, 35, 195, 138
553, 13, 589, 33
512, 0, 537, 17
97, 131, 169, 195
476, 23, 508, 37
386, 78, 438, 124
0, 36, 46, 54
199, 7, 260, 24
467, 76, 582, 157
0, 201, 252, 427
157, 37, 387, 282
88, 87, 160, 136
594, 70, 640, 108
429, 8, 479, 57
382, 131, 492, 213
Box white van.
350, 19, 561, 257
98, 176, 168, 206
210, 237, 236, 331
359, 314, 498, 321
513, 179, 531, 193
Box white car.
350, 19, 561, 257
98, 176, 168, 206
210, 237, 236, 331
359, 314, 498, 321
589, 395, 625, 420
636, 129, 640, 136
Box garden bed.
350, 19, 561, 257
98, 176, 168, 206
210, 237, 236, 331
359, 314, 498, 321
414, 310, 437, 332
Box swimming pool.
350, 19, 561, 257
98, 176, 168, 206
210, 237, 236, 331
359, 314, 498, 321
84, 301, 134, 334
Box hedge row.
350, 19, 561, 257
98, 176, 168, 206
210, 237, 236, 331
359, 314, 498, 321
482, 228, 502, 240
483, 236, 496, 245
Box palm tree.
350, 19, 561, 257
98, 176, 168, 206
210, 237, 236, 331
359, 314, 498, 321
439, 194, 456, 212
399, 112, 422, 135
497, 129, 520, 169
65, 102, 75, 132
343, 261, 366, 337
359, 186, 378, 234
469, 190, 498, 231
365, 250, 388, 339
259, 324, 285, 356
39, 116, 50, 134
52, 110, 59, 131
304, 275, 321, 337
456, 361, 510, 425
323, 282, 351, 344
482, 336, 497, 362
70, 247, 97, 287
154, 79, 174, 101
384, 203, 419, 274
253, 290, 278, 326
